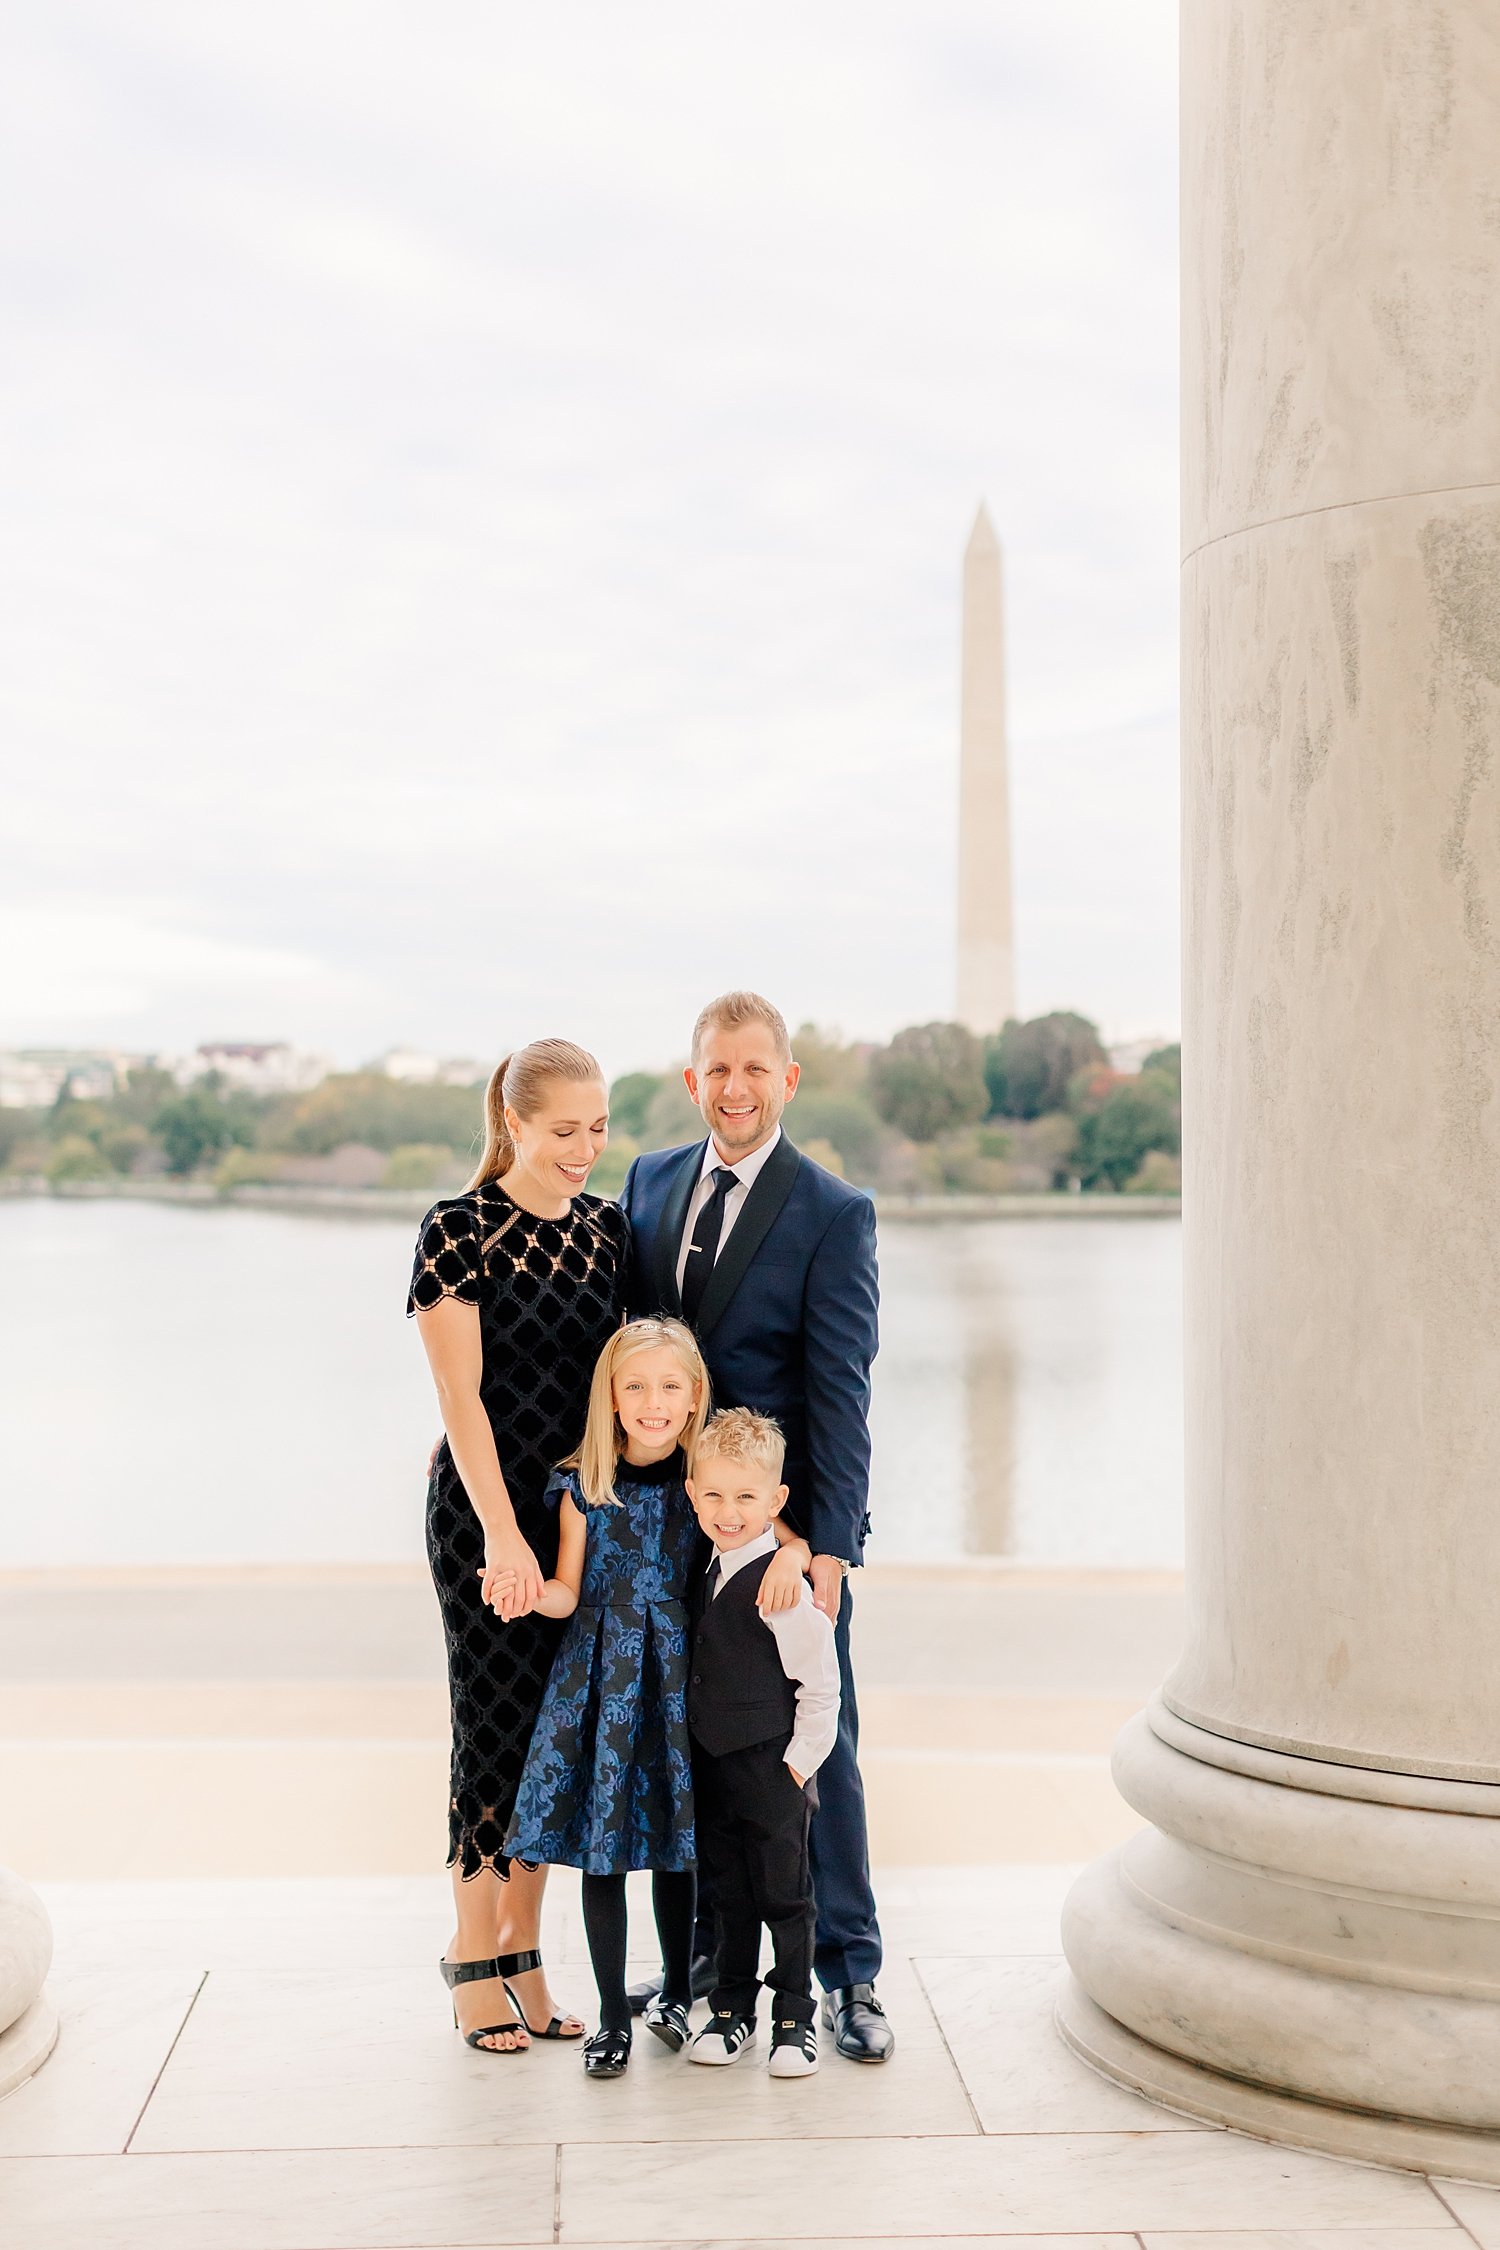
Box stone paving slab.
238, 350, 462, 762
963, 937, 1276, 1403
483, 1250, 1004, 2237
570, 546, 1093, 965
555, 2132, 1447, 2240
0, 1967, 201, 2157
0, 2147, 557, 2249
130, 1955, 974, 2154
4, 1874, 1491, 2246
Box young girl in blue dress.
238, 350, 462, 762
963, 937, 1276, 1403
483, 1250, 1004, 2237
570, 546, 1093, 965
504, 1315, 811, 2078
503, 1315, 706, 2079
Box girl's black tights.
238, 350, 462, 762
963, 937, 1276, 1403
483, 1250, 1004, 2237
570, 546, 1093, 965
580, 1869, 696, 2033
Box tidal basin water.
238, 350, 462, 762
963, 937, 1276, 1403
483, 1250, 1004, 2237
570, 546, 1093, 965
0, 1198, 1182, 1569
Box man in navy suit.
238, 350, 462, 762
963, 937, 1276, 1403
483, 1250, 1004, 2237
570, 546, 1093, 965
619, 990, 892, 2063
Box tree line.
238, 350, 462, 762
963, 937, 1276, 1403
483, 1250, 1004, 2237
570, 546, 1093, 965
1, 1012, 1179, 1199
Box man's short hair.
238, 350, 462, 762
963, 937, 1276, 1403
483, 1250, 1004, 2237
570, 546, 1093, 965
690, 990, 792, 1066
691, 1405, 787, 1479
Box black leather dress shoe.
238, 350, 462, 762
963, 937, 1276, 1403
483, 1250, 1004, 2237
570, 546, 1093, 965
627, 1953, 716, 2017
821, 1983, 895, 2063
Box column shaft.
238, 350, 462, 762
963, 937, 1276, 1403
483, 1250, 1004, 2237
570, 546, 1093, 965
1060, 0, 1500, 2176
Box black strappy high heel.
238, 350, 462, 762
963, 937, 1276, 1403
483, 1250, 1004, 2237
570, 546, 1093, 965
499, 1947, 584, 2041
440, 1956, 528, 2053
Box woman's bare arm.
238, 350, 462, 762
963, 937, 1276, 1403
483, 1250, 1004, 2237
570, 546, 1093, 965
416, 1296, 544, 1619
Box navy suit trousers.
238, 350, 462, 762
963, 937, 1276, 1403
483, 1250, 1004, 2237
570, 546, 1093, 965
809, 1582, 882, 1990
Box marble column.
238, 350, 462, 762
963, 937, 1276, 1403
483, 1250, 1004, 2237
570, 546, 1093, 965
956, 504, 1016, 1035
1058, 1, 1500, 2180
0, 1867, 57, 2097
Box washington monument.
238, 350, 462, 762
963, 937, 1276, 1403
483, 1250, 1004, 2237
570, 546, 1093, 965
955, 502, 1015, 1035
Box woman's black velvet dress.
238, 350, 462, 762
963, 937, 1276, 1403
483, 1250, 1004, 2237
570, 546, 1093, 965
407, 1183, 629, 1879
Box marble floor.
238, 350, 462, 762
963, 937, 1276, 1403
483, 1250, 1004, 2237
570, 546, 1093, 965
5, 1867, 1498, 2249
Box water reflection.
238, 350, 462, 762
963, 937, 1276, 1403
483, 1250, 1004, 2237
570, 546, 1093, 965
0, 1201, 1183, 1569
868, 1218, 1182, 1564
957, 1227, 1019, 1553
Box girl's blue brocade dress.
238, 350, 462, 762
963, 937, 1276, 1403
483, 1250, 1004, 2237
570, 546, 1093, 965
505, 1451, 700, 1877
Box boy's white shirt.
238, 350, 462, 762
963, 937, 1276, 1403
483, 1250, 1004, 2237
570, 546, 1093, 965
708, 1527, 841, 1779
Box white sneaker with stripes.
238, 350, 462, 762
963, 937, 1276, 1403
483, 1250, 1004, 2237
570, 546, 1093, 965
687, 2008, 757, 2066
768, 2015, 819, 2077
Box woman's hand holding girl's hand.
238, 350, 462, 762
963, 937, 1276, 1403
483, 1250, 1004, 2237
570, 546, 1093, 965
480, 1532, 544, 1621
757, 1542, 810, 1615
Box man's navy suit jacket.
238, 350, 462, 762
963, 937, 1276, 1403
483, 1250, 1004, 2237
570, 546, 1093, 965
618, 1133, 878, 1564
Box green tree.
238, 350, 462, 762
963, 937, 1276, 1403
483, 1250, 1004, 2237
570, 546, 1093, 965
380, 1144, 453, 1191
1071, 1065, 1180, 1191
640, 1073, 703, 1151
47, 1134, 112, 1185
269, 1073, 483, 1157
1139, 1042, 1181, 1094
111, 1066, 178, 1125
153, 1085, 253, 1175
791, 1024, 869, 1094
98, 1123, 151, 1175
0, 1108, 43, 1171
985, 1011, 1108, 1120
608, 1072, 662, 1138
45, 1093, 111, 1146
789, 1091, 886, 1183
868, 1023, 987, 1143
586, 1134, 640, 1198
1126, 1148, 1181, 1194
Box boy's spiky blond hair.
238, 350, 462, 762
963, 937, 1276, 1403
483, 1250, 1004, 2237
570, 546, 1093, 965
691, 1404, 786, 1479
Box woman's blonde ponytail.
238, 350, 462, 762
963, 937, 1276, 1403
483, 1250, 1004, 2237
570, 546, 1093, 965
468, 1057, 516, 1188
465, 1039, 604, 1192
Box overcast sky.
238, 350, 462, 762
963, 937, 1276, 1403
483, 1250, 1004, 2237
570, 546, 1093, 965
1, 2, 1179, 1076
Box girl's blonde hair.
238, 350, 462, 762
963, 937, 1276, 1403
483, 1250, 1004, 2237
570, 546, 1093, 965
467, 1039, 604, 1191
564, 1318, 711, 1506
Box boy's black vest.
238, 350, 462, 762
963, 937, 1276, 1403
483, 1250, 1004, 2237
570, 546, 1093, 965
687, 1550, 797, 1758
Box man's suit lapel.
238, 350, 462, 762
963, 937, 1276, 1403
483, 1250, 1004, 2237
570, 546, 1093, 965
652, 1140, 706, 1315
695, 1133, 801, 1340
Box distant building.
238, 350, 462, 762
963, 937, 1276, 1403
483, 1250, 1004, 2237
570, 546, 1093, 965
0, 1055, 67, 1109
1107, 1036, 1176, 1076
178, 1043, 331, 1096
377, 1049, 488, 1088
0, 1049, 125, 1108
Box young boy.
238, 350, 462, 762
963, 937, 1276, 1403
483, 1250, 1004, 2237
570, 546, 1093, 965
683, 1407, 841, 2077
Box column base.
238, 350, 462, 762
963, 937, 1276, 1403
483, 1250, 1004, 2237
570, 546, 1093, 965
1058, 1978, 1500, 2187
0, 1991, 58, 2101
1060, 1699, 1500, 2176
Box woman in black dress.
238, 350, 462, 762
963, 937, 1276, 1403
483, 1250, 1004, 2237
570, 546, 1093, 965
409, 1038, 628, 2053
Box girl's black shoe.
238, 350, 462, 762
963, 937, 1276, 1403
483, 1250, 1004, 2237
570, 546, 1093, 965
642, 1995, 690, 2051
582, 2025, 632, 2079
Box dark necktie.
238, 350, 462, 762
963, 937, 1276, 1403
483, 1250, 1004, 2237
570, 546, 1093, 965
680, 1166, 738, 1324
704, 1556, 723, 1601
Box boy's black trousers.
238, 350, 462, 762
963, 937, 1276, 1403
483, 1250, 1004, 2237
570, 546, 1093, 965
692, 1736, 818, 2024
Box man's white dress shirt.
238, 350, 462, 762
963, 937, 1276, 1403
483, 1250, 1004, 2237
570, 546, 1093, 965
674, 1126, 783, 1300
708, 1526, 841, 1780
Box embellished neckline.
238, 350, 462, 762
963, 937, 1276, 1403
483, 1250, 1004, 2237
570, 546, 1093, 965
479, 1179, 586, 1226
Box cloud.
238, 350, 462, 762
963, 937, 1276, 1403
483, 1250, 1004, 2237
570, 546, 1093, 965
0, 1, 1179, 1070
0, 902, 364, 1037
